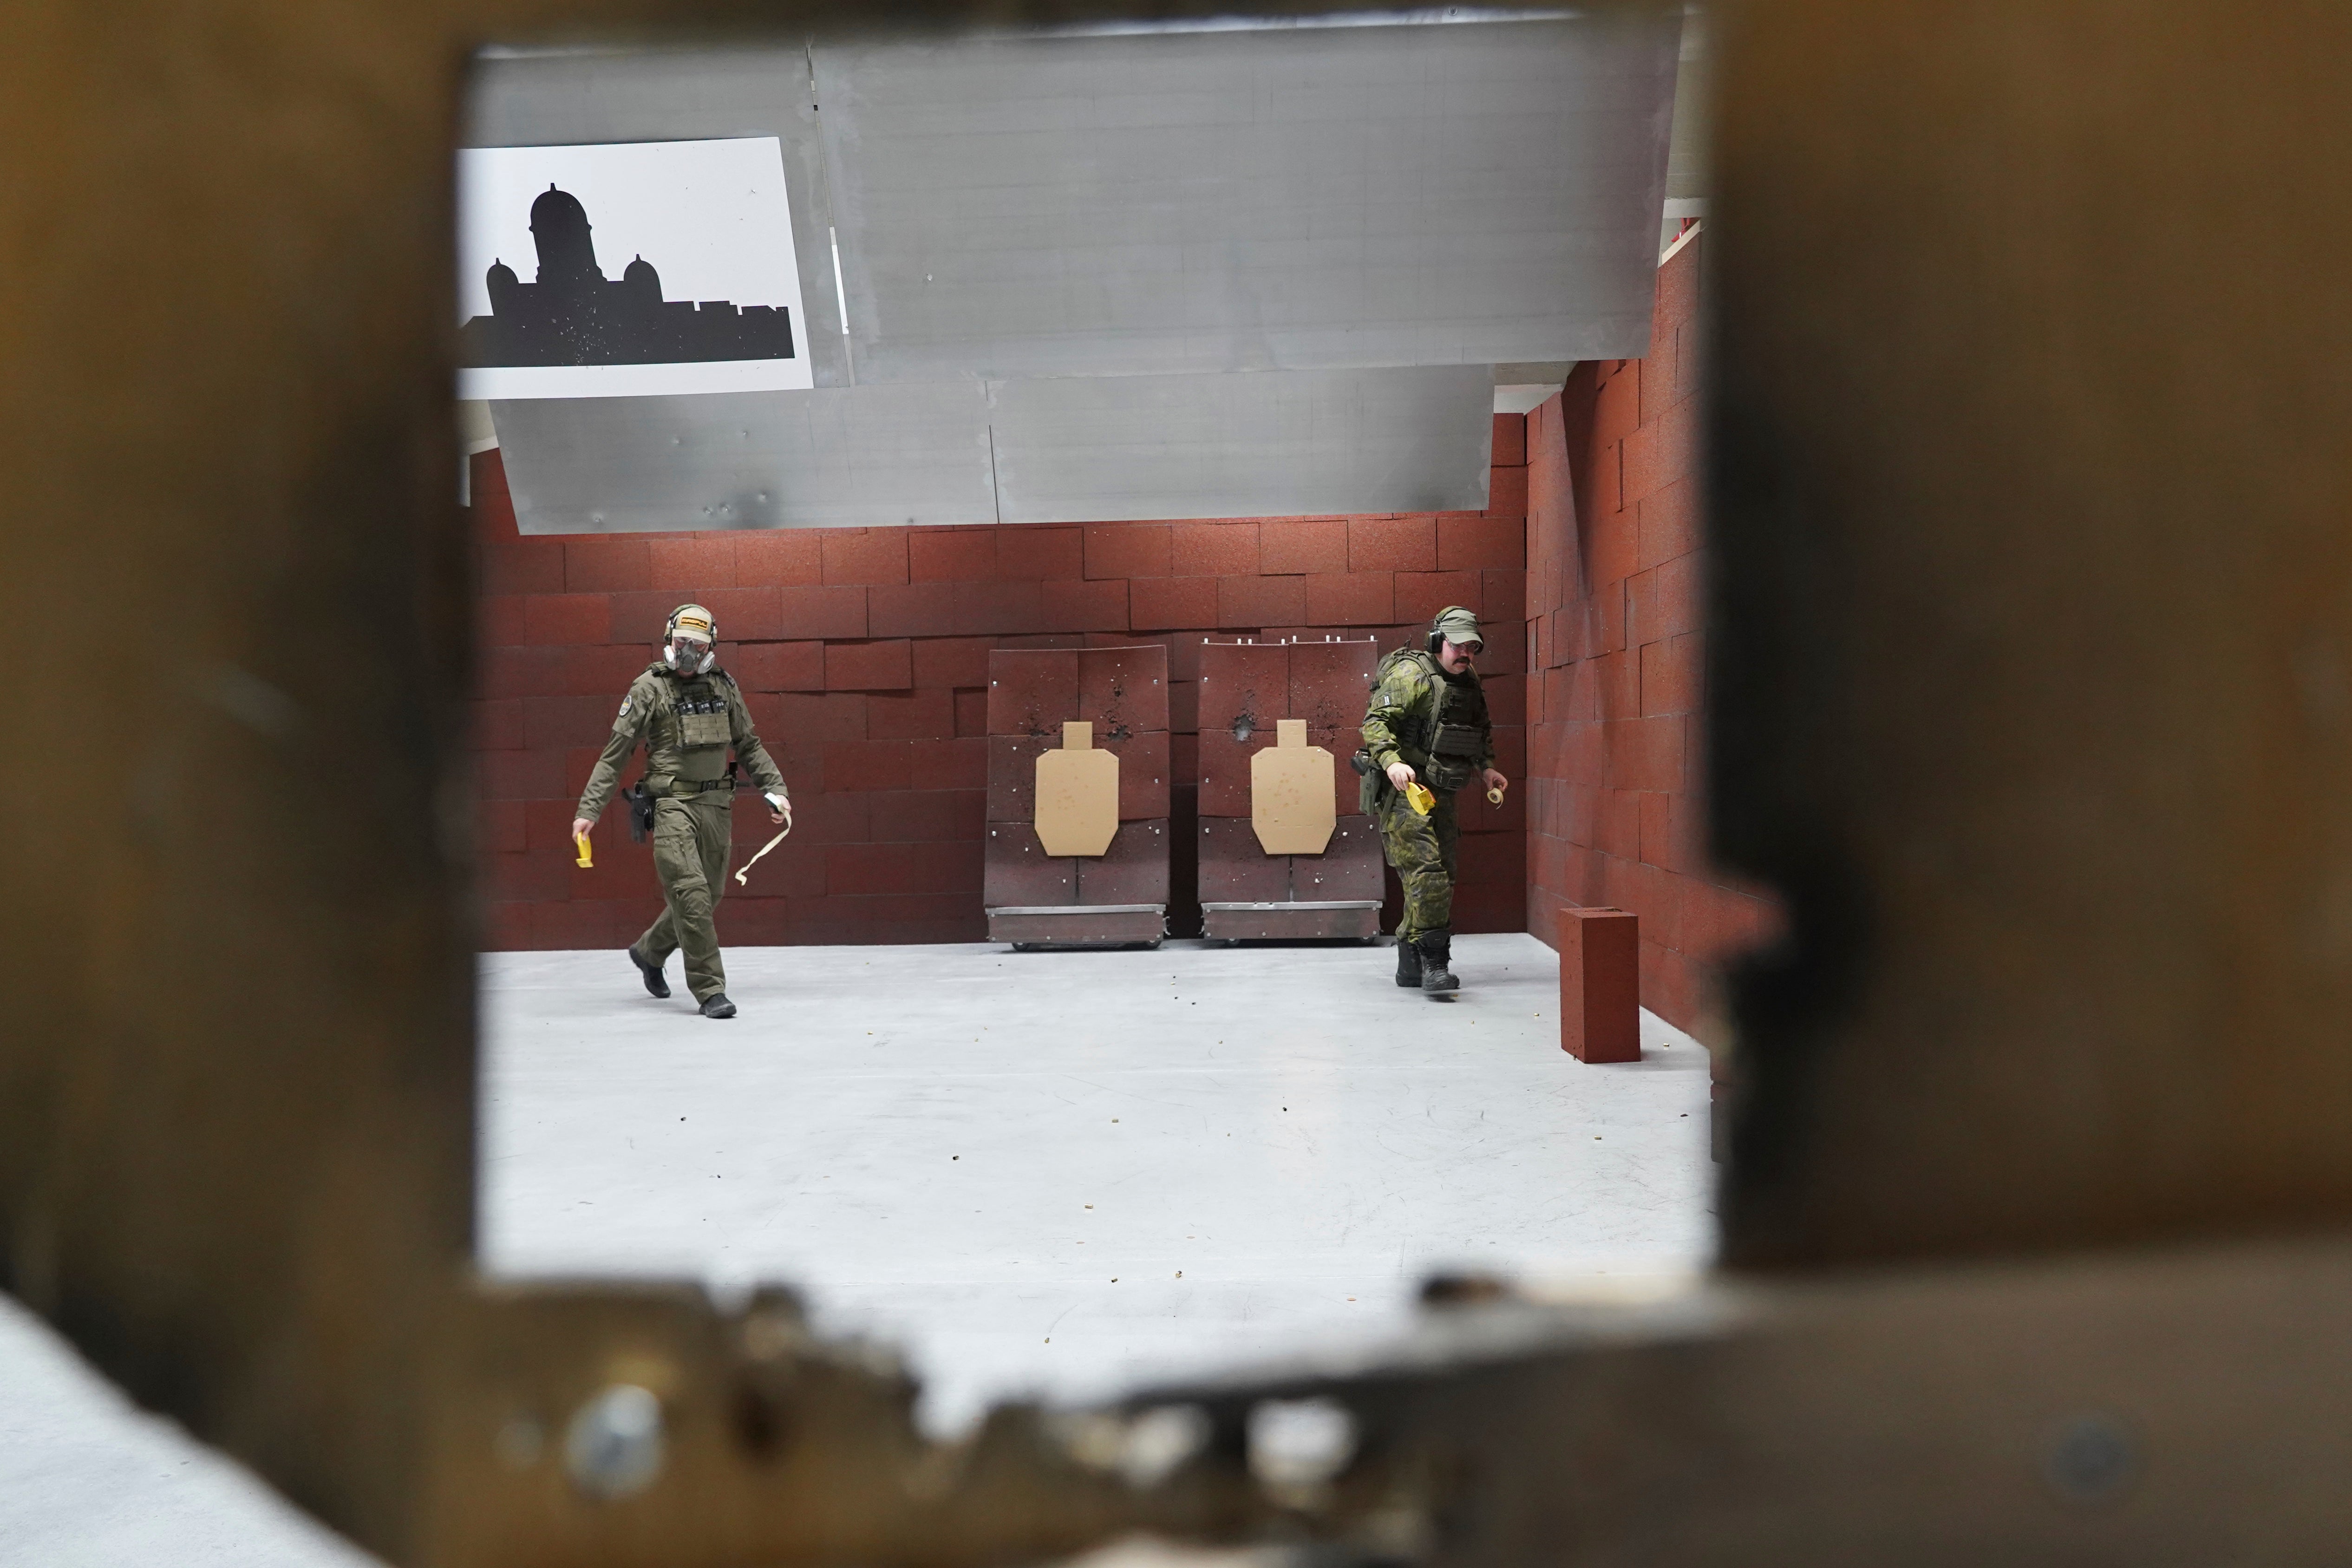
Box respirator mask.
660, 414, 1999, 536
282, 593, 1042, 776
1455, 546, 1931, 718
661, 604, 719, 675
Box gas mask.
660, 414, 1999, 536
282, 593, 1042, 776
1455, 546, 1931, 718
665, 635, 714, 675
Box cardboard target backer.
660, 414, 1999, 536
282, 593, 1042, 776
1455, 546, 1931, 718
1034, 721, 1119, 857
1250, 719, 1338, 855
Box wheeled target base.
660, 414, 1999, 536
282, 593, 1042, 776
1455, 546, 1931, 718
1201, 899, 1381, 942
988, 904, 1167, 950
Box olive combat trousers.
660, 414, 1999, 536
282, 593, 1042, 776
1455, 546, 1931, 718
633, 795, 734, 1003
1377, 787, 1460, 943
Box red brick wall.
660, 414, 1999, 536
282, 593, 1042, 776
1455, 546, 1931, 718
1524, 232, 1783, 1031
469, 445, 1529, 948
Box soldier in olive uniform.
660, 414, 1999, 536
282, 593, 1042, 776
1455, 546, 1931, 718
570, 604, 790, 1019
1360, 606, 1509, 994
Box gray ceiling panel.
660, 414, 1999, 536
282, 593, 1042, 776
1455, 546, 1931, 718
813, 15, 1679, 381
491, 385, 997, 533
989, 365, 1491, 524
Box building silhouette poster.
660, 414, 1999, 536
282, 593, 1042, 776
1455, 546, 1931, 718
457, 137, 814, 399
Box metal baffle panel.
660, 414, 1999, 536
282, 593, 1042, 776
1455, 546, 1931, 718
812, 16, 1680, 380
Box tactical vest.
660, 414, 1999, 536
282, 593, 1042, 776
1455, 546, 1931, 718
1376, 648, 1491, 792
648, 669, 737, 786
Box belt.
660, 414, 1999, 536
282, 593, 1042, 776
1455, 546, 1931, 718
652, 776, 734, 797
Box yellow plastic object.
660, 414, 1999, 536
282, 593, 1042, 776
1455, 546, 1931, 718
1404, 782, 1437, 816
1487, 783, 1507, 805
573, 833, 593, 869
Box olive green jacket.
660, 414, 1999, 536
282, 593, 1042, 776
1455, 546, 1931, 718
1361, 648, 1496, 784
576, 663, 787, 823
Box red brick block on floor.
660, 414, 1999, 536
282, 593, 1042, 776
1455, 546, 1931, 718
866, 687, 956, 740
649, 536, 737, 591
910, 527, 995, 582
1492, 412, 1527, 466
1217, 574, 1306, 630
998, 524, 1084, 581
731, 640, 825, 693
1045, 577, 1129, 633
775, 585, 867, 641
1258, 517, 1349, 575
1348, 514, 1435, 573
825, 639, 913, 692
1171, 521, 1260, 577
1131, 577, 1218, 632
1560, 908, 1640, 1062
732, 530, 824, 588
1085, 522, 1171, 580
823, 529, 908, 587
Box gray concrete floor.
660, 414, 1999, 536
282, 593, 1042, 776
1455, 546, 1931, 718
482, 933, 1716, 1432
0, 933, 1713, 1562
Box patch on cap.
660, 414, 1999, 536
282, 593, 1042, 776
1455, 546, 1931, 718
669, 604, 716, 641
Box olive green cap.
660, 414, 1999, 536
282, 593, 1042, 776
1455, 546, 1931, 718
1431, 605, 1484, 647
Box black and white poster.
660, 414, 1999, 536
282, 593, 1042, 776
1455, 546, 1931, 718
457, 137, 814, 399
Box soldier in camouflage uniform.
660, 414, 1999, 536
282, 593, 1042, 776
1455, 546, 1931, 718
1360, 606, 1508, 994
571, 604, 790, 1019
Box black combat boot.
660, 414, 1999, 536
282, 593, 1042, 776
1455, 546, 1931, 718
627, 944, 671, 999
1394, 935, 1423, 988
699, 993, 738, 1019
1415, 929, 1459, 995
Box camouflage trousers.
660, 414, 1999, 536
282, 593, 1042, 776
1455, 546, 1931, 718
1377, 787, 1460, 943
634, 794, 734, 1003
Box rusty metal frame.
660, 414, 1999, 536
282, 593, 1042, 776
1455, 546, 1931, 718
10, 0, 2352, 1562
